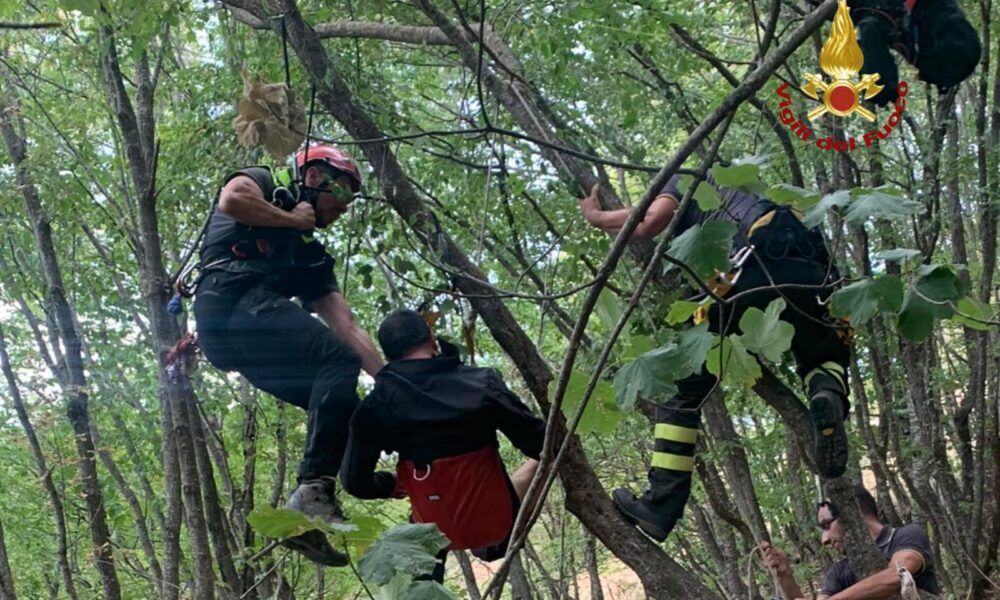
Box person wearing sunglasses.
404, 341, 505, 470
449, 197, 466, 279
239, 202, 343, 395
193, 145, 383, 566
760, 484, 938, 599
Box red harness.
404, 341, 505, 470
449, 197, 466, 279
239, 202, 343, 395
397, 446, 513, 551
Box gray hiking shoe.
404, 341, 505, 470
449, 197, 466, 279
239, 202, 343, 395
283, 477, 348, 567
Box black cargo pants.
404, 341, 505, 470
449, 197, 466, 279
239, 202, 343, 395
194, 270, 362, 481
647, 209, 851, 524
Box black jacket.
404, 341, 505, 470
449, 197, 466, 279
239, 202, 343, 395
340, 341, 546, 499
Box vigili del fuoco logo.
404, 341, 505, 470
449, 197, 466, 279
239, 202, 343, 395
776, 0, 907, 152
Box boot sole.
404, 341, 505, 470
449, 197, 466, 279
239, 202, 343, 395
281, 530, 349, 567
611, 490, 670, 543
810, 394, 848, 479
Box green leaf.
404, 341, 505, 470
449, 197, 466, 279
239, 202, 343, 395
677, 174, 721, 211
375, 573, 413, 600
952, 296, 994, 331
60, 0, 99, 16
668, 221, 737, 280
613, 323, 712, 409
555, 369, 621, 435
621, 334, 654, 362
343, 515, 389, 556
898, 266, 968, 341
844, 187, 921, 225
594, 289, 624, 331
765, 183, 820, 210
677, 322, 714, 375
874, 275, 904, 313
358, 524, 450, 586
614, 345, 679, 410
873, 248, 921, 263
738, 298, 794, 362
829, 275, 902, 325
665, 300, 704, 325
706, 335, 761, 387
712, 163, 760, 191
802, 190, 851, 227
247, 507, 319, 540
404, 581, 460, 600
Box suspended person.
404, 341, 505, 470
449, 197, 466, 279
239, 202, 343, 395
341, 309, 545, 581
578, 175, 852, 542
193, 145, 383, 566
812, 0, 982, 107
760, 484, 938, 599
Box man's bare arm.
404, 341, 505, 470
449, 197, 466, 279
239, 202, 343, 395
218, 175, 315, 230
825, 550, 924, 600
313, 292, 384, 376
577, 184, 679, 240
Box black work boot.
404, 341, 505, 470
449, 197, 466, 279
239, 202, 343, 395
283, 477, 348, 566
611, 488, 678, 543
809, 390, 848, 479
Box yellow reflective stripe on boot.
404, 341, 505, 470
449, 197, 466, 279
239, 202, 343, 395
804, 362, 847, 392
654, 423, 699, 445
651, 452, 695, 472
820, 361, 847, 390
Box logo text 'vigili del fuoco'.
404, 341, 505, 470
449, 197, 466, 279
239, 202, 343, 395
776, 0, 907, 152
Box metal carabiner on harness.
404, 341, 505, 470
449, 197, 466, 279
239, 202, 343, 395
717, 244, 755, 289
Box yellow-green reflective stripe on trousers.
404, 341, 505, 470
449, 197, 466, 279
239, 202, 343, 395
654, 423, 698, 445
651, 452, 695, 472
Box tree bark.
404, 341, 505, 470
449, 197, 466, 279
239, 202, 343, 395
97, 23, 218, 599
0, 516, 15, 600
583, 533, 604, 600
454, 551, 482, 600
0, 72, 123, 600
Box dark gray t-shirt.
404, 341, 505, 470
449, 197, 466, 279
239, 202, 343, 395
657, 173, 770, 237
820, 525, 939, 596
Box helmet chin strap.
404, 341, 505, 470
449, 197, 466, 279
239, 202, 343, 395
299, 185, 322, 207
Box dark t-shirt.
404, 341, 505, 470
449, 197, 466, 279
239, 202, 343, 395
199, 166, 339, 304
820, 525, 939, 596
657, 173, 772, 237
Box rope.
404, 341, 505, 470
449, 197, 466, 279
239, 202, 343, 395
746, 545, 782, 600
303, 83, 316, 168
280, 16, 291, 90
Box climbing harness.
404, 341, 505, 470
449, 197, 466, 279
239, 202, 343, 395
692, 244, 754, 324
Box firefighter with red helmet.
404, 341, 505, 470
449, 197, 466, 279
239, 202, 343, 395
193, 145, 383, 566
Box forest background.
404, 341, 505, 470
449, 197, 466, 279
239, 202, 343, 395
0, 0, 997, 599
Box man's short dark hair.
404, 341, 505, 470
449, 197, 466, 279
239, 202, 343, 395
378, 309, 432, 360
854, 484, 878, 518
818, 483, 879, 523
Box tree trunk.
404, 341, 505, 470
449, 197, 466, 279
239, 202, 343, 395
702, 393, 770, 542
454, 551, 482, 600
508, 554, 534, 600
583, 533, 604, 600
0, 324, 79, 599
98, 24, 220, 599
0, 517, 15, 600
0, 73, 123, 600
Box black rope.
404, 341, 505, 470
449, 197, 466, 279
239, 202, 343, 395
280, 16, 291, 90
303, 83, 316, 167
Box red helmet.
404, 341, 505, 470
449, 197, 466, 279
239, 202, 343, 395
295, 145, 362, 193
